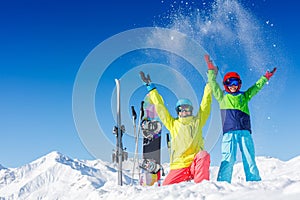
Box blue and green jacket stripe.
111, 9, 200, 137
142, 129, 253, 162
207, 70, 268, 134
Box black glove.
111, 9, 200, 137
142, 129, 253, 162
139, 71, 156, 91
140, 71, 152, 84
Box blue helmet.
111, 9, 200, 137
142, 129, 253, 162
175, 98, 193, 113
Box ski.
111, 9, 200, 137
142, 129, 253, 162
115, 79, 123, 186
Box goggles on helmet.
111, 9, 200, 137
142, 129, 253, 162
176, 104, 193, 113
224, 78, 241, 86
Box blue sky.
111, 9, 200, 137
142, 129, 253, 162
0, 0, 299, 168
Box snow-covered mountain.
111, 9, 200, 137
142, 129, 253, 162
0, 165, 6, 170
0, 151, 299, 200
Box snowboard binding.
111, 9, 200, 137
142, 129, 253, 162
139, 158, 161, 174
141, 119, 162, 140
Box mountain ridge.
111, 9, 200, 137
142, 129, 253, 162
0, 151, 299, 200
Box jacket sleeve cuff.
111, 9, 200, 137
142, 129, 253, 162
146, 83, 156, 92
207, 69, 216, 80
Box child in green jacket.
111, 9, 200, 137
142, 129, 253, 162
205, 54, 276, 183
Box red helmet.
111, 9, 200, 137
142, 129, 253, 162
223, 72, 242, 92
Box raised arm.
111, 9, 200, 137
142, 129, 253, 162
197, 84, 212, 128
139, 71, 175, 130
205, 55, 224, 102
244, 68, 276, 101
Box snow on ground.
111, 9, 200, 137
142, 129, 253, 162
0, 151, 299, 199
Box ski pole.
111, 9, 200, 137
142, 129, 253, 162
136, 101, 144, 183
131, 106, 137, 185
166, 133, 171, 157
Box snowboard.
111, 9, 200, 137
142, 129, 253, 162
139, 94, 162, 186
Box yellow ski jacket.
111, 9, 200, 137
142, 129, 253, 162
148, 84, 212, 170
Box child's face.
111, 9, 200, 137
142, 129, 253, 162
177, 104, 193, 118
228, 85, 238, 93
178, 110, 192, 118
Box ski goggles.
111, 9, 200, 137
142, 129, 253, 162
224, 78, 241, 86
176, 105, 193, 113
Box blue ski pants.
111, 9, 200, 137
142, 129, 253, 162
217, 130, 261, 183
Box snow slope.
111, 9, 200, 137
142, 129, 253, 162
0, 151, 299, 199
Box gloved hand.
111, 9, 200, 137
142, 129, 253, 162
140, 71, 151, 84
204, 54, 218, 75
139, 71, 156, 91
264, 67, 277, 80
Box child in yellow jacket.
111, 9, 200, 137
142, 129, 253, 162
140, 71, 212, 185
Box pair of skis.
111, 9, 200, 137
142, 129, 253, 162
114, 79, 123, 186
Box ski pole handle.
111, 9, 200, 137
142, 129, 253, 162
166, 133, 170, 142
131, 106, 137, 121
166, 133, 171, 149
140, 101, 144, 120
